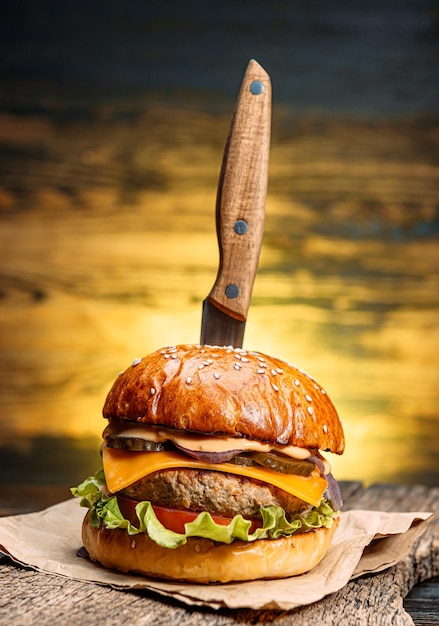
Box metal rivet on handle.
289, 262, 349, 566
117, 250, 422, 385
234, 219, 248, 235
250, 81, 264, 95
225, 284, 239, 299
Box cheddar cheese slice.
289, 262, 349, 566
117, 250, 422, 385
102, 446, 328, 508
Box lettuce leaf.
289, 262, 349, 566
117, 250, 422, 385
71, 470, 338, 549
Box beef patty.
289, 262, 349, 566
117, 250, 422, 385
118, 468, 312, 519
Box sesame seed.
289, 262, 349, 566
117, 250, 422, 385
168, 347, 177, 353
272, 383, 279, 392
276, 369, 284, 374
295, 379, 300, 386
160, 350, 166, 355
234, 363, 241, 370
150, 388, 156, 395
241, 357, 249, 363
257, 356, 265, 363
321, 389, 326, 395
164, 354, 170, 359
307, 406, 314, 416
131, 539, 136, 549
171, 354, 178, 359
186, 377, 192, 384
213, 372, 220, 379
323, 424, 328, 433
305, 395, 313, 402
257, 369, 265, 374
132, 358, 142, 366
234, 354, 241, 360
118, 371, 124, 377
198, 364, 204, 370
195, 543, 201, 553
271, 369, 277, 375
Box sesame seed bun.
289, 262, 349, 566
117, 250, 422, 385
103, 344, 344, 454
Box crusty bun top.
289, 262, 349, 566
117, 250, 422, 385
103, 344, 345, 454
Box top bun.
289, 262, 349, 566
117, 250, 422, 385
103, 344, 344, 454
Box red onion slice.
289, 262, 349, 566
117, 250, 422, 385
325, 472, 343, 510
174, 443, 242, 464
307, 454, 326, 476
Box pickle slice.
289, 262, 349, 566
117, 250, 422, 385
105, 435, 169, 452
231, 452, 314, 476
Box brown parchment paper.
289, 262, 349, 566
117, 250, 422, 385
0, 499, 431, 611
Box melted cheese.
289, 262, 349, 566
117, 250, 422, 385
102, 445, 328, 508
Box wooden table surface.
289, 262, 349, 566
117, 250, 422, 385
0, 481, 437, 626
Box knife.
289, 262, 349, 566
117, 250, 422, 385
200, 59, 271, 348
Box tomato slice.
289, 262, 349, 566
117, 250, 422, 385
116, 495, 262, 534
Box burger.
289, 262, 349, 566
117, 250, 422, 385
72, 343, 345, 583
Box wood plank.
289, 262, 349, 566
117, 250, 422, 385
404, 577, 439, 626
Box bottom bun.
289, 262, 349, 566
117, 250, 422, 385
82, 513, 339, 584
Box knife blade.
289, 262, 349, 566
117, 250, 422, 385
200, 59, 271, 348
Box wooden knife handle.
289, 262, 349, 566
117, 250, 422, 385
207, 59, 271, 321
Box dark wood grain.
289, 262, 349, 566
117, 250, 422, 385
0, 481, 437, 626
405, 577, 439, 626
